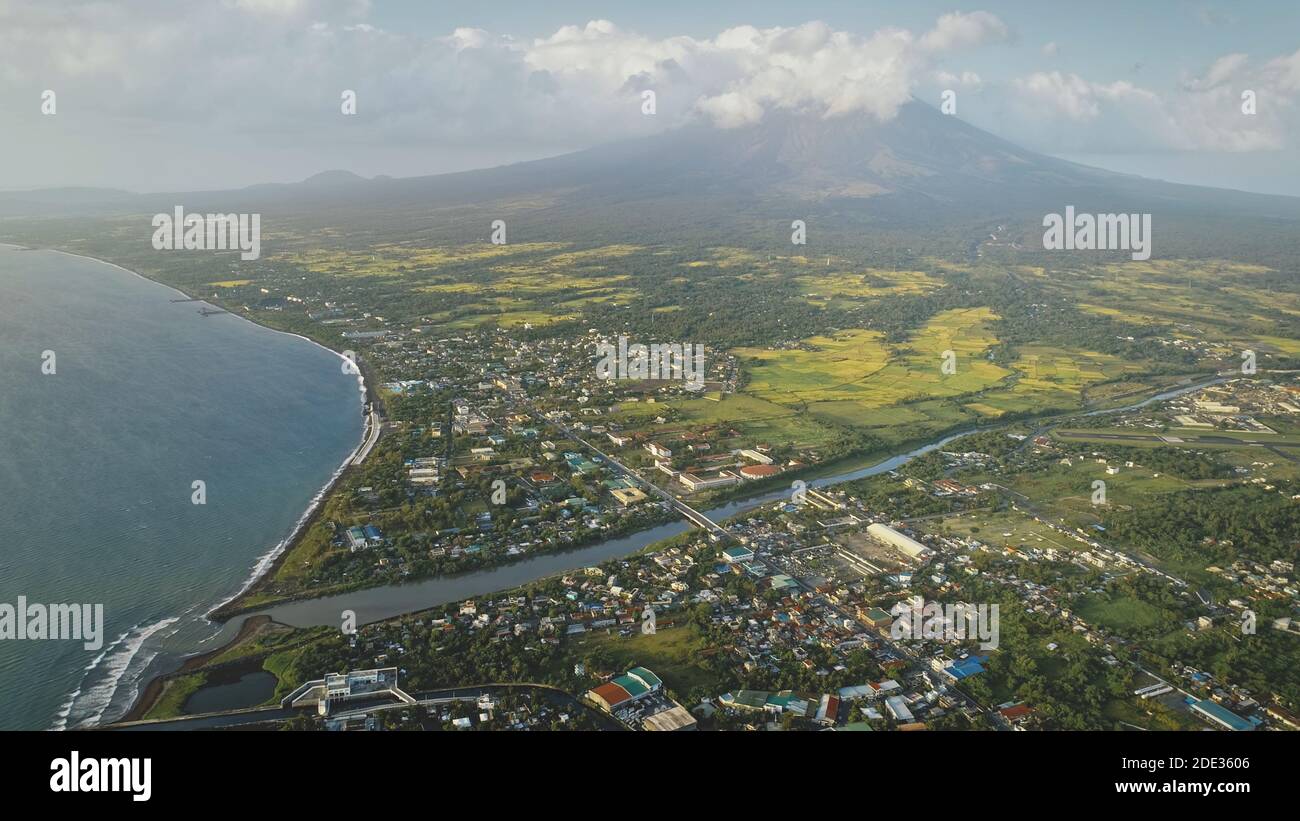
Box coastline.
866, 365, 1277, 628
207, 353, 380, 621
115, 615, 272, 724
11, 245, 1226, 725
37, 246, 379, 624
9, 245, 375, 727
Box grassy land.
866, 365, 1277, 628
939, 510, 1092, 555
141, 673, 207, 721
569, 623, 719, 696
1074, 594, 1175, 633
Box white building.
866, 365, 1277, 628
867, 523, 931, 560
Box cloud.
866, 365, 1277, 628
935, 70, 983, 89
0, 4, 1015, 161
1013, 71, 1159, 122
13, 2, 1297, 188
984, 50, 1300, 155
1041, 41, 1058, 58
687, 23, 923, 127
918, 11, 1010, 52
1170, 50, 1297, 151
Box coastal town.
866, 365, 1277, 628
118, 309, 1300, 731
10, 6, 1300, 812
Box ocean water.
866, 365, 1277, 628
0, 245, 363, 729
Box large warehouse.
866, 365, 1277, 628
586, 667, 663, 712
866, 523, 931, 559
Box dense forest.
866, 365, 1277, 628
1106, 482, 1300, 565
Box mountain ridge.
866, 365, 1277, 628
4, 101, 1300, 234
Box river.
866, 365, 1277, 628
230, 374, 1222, 636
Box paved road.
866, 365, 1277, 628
1056, 430, 1300, 449
351, 408, 383, 466
111, 683, 620, 731
544, 415, 731, 540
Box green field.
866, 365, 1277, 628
735, 308, 1010, 409
1075, 593, 1173, 633
939, 510, 1092, 555
570, 624, 719, 695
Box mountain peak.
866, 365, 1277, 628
301, 170, 367, 187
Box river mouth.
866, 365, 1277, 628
240, 372, 1223, 633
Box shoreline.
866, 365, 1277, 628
115, 615, 272, 724
207, 352, 381, 621
10, 244, 1225, 726
7, 245, 376, 728
36, 246, 379, 624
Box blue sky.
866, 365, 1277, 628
2, 0, 1298, 195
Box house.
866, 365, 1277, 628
885, 695, 913, 722
645, 442, 673, 460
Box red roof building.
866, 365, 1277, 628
589, 682, 633, 712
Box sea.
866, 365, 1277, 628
0, 244, 364, 730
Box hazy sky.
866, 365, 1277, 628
3, 0, 1299, 195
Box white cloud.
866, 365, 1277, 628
0, 4, 1014, 151
936, 70, 982, 89
1170, 50, 1296, 151
1014, 71, 1159, 122
10, 2, 1297, 188
1041, 41, 1058, 58
918, 11, 1010, 53
989, 51, 1300, 155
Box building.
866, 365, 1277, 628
721, 545, 755, 564
860, 607, 893, 630
815, 694, 841, 726
642, 704, 697, 731
281, 667, 414, 716
586, 667, 663, 713
935, 655, 988, 682
346, 526, 368, 551
588, 682, 634, 712
885, 695, 914, 722
645, 442, 673, 459
718, 690, 770, 711
866, 523, 931, 560
626, 667, 662, 691
610, 487, 649, 507
679, 471, 739, 492
1190, 699, 1253, 731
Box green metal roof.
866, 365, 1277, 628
628, 667, 662, 689
613, 675, 648, 697
733, 689, 770, 709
